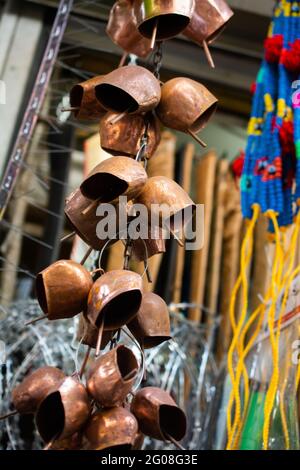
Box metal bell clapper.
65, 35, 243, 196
77, 314, 116, 351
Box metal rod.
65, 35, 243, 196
95, 317, 104, 357
60, 231, 76, 243
108, 109, 130, 126
203, 40, 215, 69
0, 410, 18, 421
61, 107, 79, 112
80, 246, 93, 265
79, 346, 91, 378
144, 261, 153, 283
163, 431, 186, 451
187, 129, 207, 148
150, 18, 158, 50
81, 198, 100, 216
25, 314, 48, 326
118, 52, 128, 68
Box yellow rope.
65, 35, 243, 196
279, 353, 291, 450
262, 211, 285, 450
226, 204, 260, 449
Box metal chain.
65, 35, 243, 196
152, 41, 163, 79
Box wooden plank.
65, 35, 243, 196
189, 150, 217, 322
205, 158, 229, 335
172, 143, 195, 304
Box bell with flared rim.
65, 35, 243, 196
106, 0, 152, 58
69, 76, 106, 120
156, 77, 218, 146
131, 386, 186, 441
95, 65, 161, 116
80, 156, 147, 203
183, 0, 233, 67
128, 292, 171, 349
87, 269, 143, 330
36, 376, 90, 443
87, 344, 138, 407
35, 260, 93, 321
134, 0, 194, 43
11, 367, 65, 416
84, 407, 138, 451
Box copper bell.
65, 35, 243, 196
131, 387, 186, 441
100, 112, 161, 159
184, 0, 233, 50
87, 345, 138, 407
36, 260, 93, 320
36, 376, 90, 443
87, 270, 143, 329
128, 292, 171, 348
65, 188, 109, 251
134, 0, 194, 41
84, 407, 138, 451
80, 156, 147, 202
136, 176, 195, 231
50, 433, 82, 450
156, 77, 218, 140
70, 76, 106, 120
106, 0, 152, 58
12, 366, 65, 415
77, 314, 116, 350
94, 65, 161, 115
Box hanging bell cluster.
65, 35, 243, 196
4, 0, 232, 451
106, 0, 233, 67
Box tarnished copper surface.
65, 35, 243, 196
100, 112, 161, 159
131, 387, 186, 441
135, 176, 195, 231
70, 76, 106, 120
184, 0, 233, 45
95, 65, 161, 114
87, 270, 143, 329
65, 188, 111, 251
128, 292, 171, 349
36, 376, 90, 443
80, 156, 147, 202
132, 226, 166, 262
77, 314, 116, 350
134, 0, 194, 40
36, 260, 93, 321
87, 345, 138, 407
106, 1, 152, 58
50, 433, 82, 450
12, 367, 65, 415
156, 77, 218, 133
84, 407, 138, 450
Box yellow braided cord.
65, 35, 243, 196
226, 204, 260, 449
279, 353, 291, 450
262, 211, 284, 450
226, 225, 255, 434
296, 362, 300, 390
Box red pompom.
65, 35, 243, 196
250, 82, 257, 95
281, 39, 300, 73
279, 121, 295, 156
264, 35, 283, 63
231, 151, 245, 179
